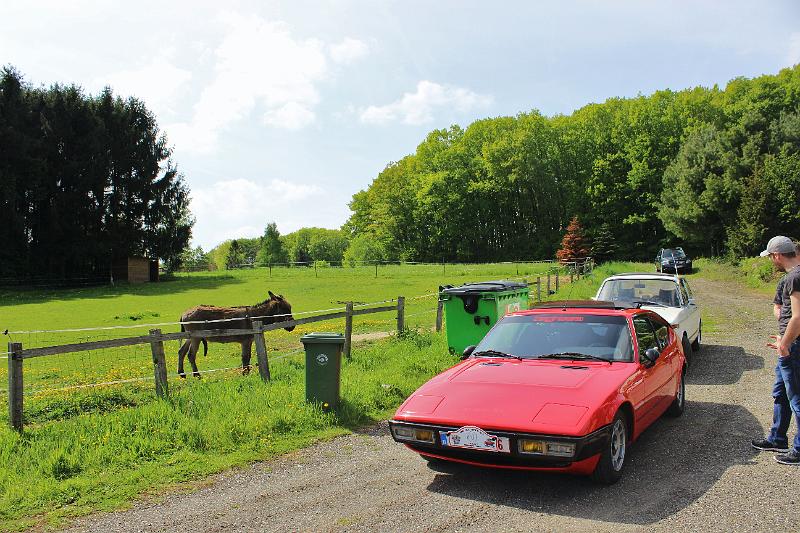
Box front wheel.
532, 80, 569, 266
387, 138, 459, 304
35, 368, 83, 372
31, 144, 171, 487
666, 370, 686, 417
592, 413, 628, 485
691, 321, 701, 351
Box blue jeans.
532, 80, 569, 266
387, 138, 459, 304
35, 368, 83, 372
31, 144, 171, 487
768, 340, 800, 452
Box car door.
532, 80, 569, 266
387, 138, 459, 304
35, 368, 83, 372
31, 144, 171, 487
680, 278, 700, 341
650, 316, 679, 408
632, 316, 664, 427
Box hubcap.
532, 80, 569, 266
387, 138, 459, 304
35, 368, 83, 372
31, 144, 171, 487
610, 419, 626, 471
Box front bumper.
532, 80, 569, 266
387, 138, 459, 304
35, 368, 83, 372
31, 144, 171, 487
388, 420, 610, 470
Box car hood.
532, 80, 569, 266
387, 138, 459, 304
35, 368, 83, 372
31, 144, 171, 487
394, 358, 632, 436
643, 306, 681, 325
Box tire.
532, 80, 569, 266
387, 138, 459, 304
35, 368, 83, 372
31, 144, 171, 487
682, 335, 692, 364
691, 321, 701, 352
666, 370, 686, 417
591, 412, 628, 485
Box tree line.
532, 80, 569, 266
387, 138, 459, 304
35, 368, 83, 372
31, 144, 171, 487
0, 66, 192, 280
345, 65, 800, 261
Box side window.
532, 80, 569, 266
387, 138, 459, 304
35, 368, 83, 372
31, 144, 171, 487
682, 279, 694, 299
652, 320, 670, 350
678, 281, 689, 306
633, 317, 657, 360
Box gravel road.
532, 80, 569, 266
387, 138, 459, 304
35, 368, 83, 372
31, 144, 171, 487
60, 277, 800, 533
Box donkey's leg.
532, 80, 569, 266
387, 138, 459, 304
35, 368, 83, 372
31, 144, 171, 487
188, 338, 202, 378
178, 340, 190, 378
241, 340, 253, 375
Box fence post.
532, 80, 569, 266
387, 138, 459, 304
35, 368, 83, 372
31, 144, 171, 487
375, 261, 378, 278
555, 271, 559, 292
397, 296, 405, 335
435, 298, 444, 332
8, 342, 23, 431
344, 303, 353, 359
252, 320, 271, 382
547, 273, 551, 296
269, 263, 272, 277
149, 329, 169, 399
536, 276, 542, 302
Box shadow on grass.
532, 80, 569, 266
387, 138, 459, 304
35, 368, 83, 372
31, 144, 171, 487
423, 400, 760, 526
0, 273, 245, 307
687, 343, 763, 386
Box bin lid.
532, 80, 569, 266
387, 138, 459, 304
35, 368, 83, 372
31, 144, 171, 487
300, 332, 346, 345
440, 280, 528, 296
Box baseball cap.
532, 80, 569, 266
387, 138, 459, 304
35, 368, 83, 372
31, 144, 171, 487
760, 236, 796, 257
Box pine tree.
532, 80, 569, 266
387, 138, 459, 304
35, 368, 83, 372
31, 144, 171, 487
591, 223, 618, 264
556, 216, 591, 263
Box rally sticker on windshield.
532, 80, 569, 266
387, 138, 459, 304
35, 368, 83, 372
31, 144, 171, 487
534, 316, 585, 322
441, 426, 511, 453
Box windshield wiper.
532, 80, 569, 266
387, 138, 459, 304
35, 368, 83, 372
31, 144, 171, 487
472, 349, 523, 360
631, 300, 666, 307
537, 352, 613, 364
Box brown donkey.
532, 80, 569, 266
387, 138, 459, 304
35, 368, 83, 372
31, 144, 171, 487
177, 291, 295, 378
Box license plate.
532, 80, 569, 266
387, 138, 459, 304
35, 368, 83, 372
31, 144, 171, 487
441, 425, 510, 453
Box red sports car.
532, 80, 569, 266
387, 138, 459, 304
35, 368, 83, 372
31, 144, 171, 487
389, 301, 686, 484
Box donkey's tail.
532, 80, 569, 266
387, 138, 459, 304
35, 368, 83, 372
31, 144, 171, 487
202, 338, 208, 357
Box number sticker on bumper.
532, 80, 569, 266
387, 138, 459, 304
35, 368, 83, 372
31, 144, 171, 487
441, 426, 510, 453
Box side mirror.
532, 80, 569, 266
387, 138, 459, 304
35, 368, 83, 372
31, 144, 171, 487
642, 347, 660, 365
462, 345, 476, 360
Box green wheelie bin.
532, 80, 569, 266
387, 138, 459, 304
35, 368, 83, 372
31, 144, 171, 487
300, 332, 345, 409
440, 281, 529, 354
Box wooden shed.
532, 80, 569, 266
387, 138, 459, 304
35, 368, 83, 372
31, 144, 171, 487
113, 257, 159, 283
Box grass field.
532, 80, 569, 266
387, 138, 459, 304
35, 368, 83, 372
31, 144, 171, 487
0, 260, 650, 530
0, 262, 563, 395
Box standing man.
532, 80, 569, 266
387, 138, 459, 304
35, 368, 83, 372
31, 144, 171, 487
752, 236, 800, 465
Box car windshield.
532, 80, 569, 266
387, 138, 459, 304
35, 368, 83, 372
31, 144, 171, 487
598, 279, 682, 307
662, 249, 686, 259
473, 315, 634, 362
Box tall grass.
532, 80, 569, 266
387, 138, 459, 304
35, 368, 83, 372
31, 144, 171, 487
0, 333, 457, 531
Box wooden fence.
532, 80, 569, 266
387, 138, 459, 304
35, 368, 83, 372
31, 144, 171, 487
6, 298, 407, 431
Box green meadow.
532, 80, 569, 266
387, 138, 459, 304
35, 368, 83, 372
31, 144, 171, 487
0, 261, 655, 530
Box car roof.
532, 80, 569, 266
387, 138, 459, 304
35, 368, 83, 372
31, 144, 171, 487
601, 272, 681, 281
513, 300, 649, 318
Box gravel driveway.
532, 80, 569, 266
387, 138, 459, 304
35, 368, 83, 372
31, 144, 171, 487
59, 277, 800, 533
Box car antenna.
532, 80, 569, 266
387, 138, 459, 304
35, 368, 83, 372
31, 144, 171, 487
562, 260, 579, 310
669, 248, 681, 282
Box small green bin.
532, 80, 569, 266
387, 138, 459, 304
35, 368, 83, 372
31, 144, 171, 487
440, 280, 529, 354
300, 332, 345, 409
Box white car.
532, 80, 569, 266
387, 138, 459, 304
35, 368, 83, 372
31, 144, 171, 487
594, 272, 701, 360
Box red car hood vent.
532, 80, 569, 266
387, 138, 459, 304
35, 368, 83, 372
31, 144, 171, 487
451, 360, 593, 388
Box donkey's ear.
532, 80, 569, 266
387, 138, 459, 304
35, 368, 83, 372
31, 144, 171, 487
268, 290, 276, 299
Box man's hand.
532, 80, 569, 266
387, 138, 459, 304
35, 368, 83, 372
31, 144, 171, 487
768, 334, 791, 356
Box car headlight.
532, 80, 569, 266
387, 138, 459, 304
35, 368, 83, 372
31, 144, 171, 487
518, 439, 576, 457
391, 425, 436, 443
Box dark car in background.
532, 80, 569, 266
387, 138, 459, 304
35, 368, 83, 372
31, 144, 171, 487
655, 248, 692, 274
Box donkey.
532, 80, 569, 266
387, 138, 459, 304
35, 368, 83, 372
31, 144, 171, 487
177, 291, 295, 378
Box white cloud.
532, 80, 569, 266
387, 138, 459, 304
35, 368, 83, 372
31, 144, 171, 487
88, 50, 192, 118
329, 38, 369, 65
788, 32, 800, 66
359, 81, 493, 125
263, 101, 316, 129
191, 178, 324, 247
170, 12, 332, 152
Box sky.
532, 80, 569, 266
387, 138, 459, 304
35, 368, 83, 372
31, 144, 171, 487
2, 0, 799, 250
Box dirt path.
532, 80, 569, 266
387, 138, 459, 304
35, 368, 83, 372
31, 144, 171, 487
59, 277, 800, 533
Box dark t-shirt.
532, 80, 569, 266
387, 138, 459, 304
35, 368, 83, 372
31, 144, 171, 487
778, 267, 800, 335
